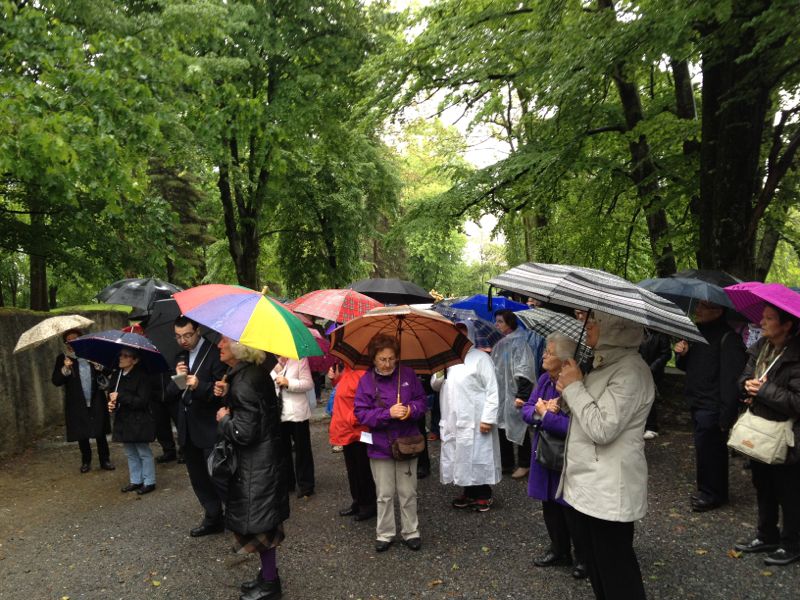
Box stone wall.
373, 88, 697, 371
0, 309, 128, 455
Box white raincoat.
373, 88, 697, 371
490, 328, 537, 444
432, 348, 501, 486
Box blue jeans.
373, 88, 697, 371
123, 442, 156, 486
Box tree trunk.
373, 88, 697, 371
29, 253, 48, 311
599, 0, 676, 277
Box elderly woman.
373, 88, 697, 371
520, 333, 586, 579
107, 348, 156, 495
432, 322, 501, 512
556, 311, 654, 600
735, 303, 800, 566
214, 336, 289, 600
354, 334, 427, 553
273, 355, 315, 498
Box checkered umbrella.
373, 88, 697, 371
289, 289, 383, 324
516, 308, 593, 358
489, 263, 706, 343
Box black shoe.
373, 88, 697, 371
572, 563, 588, 579
240, 570, 262, 593
354, 509, 377, 522
239, 575, 282, 600
735, 538, 780, 553
80, 463, 91, 473
691, 497, 723, 512
136, 484, 156, 495
404, 537, 421, 551
375, 540, 392, 552
190, 520, 224, 537
339, 505, 357, 517
534, 552, 572, 567
764, 548, 800, 566
416, 468, 430, 479
156, 452, 177, 464
100, 461, 115, 471
121, 483, 142, 493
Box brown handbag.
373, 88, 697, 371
372, 371, 425, 461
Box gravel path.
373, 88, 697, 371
1, 410, 799, 600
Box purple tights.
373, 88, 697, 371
259, 547, 277, 581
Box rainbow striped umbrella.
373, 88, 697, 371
173, 284, 323, 359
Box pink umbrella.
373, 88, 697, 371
724, 282, 800, 323
306, 327, 337, 373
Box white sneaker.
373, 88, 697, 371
643, 430, 659, 440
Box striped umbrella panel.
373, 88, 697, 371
490, 263, 706, 343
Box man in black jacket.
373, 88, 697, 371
166, 317, 228, 536
674, 301, 746, 512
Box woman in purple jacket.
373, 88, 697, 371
354, 334, 428, 553
520, 332, 586, 579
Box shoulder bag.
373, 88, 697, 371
727, 409, 795, 465
535, 425, 565, 471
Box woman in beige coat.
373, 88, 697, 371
556, 310, 654, 600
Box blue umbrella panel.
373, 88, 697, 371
70, 330, 169, 373
451, 294, 528, 323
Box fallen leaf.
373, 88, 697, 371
694, 548, 708, 555
762, 570, 774, 577
481, 546, 490, 553
451, 563, 459, 571
151, 580, 161, 587
727, 549, 742, 559
428, 579, 443, 588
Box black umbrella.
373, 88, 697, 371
671, 269, 741, 288
145, 298, 221, 366
95, 277, 182, 311
638, 277, 734, 312
347, 278, 433, 305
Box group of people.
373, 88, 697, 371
50, 294, 800, 600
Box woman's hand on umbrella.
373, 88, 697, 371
275, 376, 289, 388
216, 406, 230, 422
389, 403, 409, 419
744, 378, 764, 396
213, 380, 229, 397
107, 392, 118, 411
556, 359, 582, 393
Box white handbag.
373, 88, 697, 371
727, 409, 795, 465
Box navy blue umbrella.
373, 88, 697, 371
638, 277, 733, 311
70, 330, 169, 372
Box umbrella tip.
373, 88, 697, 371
261, 286, 269, 296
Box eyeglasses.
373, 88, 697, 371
174, 331, 197, 342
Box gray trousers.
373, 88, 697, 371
370, 457, 420, 542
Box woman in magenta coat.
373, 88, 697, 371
521, 332, 586, 579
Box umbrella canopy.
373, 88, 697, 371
95, 277, 182, 311
173, 284, 322, 359
672, 269, 741, 288
489, 262, 706, 343
516, 307, 592, 347
69, 330, 169, 372
347, 278, 433, 305
723, 282, 800, 324
143, 298, 222, 365
289, 288, 383, 323
13, 314, 95, 354
329, 305, 472, 374
638, 277, 733, 311
306, 327, 338, 373
430, 305, 503, 350
451, 294, 528, 323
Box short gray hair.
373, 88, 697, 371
230, 340, 267, 365
546, 332, 577, 361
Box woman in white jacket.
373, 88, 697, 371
273, 356, 316, 498
432, 323, 501, 512
556, 310, 654, 600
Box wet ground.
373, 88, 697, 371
2, 395, 800, 600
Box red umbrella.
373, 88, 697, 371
306, 327, 337, 373
289, 289, 383, 324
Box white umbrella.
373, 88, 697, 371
14, 314, 95, 353
489, 263, 706, 343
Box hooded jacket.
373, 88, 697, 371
559, 311, 655, 522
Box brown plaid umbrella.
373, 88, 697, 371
329, 305, 472, 375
